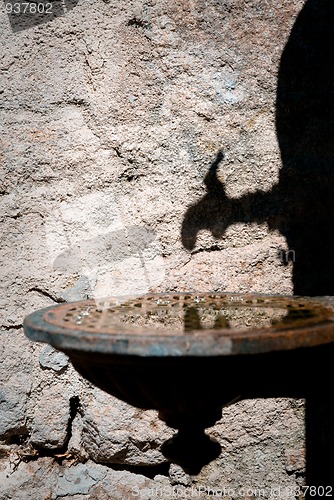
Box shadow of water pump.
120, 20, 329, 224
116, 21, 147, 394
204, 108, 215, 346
182, 0, 334, 297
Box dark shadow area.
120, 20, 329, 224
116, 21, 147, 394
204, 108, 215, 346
181, 0, 334, 297
181, 0, 334, 486
305, 397, 334, 489
4, 0, 80, 32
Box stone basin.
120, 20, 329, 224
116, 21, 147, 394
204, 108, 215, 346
23, 293, 334, 474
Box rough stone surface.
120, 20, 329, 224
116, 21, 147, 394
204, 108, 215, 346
0, 0, 330, 495
194, 399, 306, 498
30, 383, 71, 450
39, 345, 69, 372
169, 463, 192, 486
284, 447, 306, 474
80, 387, 173, 466
0, 329, 33, 441
0, 457, 177, 500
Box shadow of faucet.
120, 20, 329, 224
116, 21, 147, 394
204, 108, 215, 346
182, 0, 334, 297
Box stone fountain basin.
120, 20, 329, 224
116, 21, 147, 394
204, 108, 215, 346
23, 293, 334, 473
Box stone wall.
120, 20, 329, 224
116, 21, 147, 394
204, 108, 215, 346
0, 0, 323, 497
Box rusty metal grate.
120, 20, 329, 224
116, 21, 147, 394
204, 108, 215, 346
45, 293, 331, 334
24, 293, 334, 356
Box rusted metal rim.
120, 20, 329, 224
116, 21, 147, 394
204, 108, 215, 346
23, 293, 334, 357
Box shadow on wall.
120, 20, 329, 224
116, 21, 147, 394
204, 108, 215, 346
181, 0, 334, 297
3, 0, 80, 32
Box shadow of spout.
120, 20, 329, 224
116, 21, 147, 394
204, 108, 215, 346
181, 150, 233, 250
181, 150, 275, 251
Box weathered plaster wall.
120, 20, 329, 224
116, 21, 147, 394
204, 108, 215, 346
0, 0, 315, 497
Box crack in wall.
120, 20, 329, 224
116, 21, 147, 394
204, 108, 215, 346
28, 287, 66, 304
191, 244, 223, 255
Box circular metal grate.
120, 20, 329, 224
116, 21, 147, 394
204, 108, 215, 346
54, 294, 326, 332
23, 293, 334, 356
